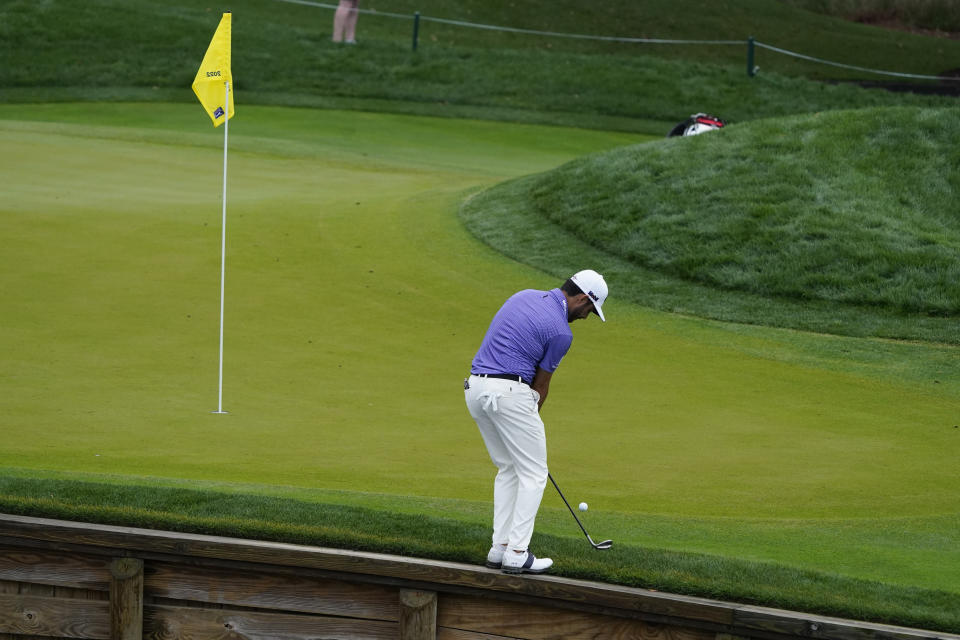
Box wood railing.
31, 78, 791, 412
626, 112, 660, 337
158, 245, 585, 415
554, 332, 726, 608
0, 513, 955, 640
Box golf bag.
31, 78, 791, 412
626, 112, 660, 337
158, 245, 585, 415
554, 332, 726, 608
667, 113, 726, 137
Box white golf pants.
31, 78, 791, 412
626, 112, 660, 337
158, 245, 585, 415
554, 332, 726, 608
465, 375, 547, 553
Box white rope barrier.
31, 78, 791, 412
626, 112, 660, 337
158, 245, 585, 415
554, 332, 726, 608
417, 15, 745, 46
755, 41, 956, 82
270, 0, 743, 44
272, 0, 410, 20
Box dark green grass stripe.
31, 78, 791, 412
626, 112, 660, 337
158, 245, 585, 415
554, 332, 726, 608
4, 1, 960, 131
1, 476, 958, 633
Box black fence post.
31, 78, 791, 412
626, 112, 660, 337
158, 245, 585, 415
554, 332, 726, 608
747, 36, 756, 77
412, 12, 420, 51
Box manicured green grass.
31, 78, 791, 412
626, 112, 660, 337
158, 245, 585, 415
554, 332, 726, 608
2, 103, 959, 631
463, 106, 960, 342
1, 0, 958, 135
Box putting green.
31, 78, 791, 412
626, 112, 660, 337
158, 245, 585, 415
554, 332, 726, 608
1, 103, 957, 593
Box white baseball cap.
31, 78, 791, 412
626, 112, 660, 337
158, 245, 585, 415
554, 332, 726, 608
570, 269, 608, 322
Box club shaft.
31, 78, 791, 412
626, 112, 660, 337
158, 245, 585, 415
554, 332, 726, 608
548, 472, 594, 541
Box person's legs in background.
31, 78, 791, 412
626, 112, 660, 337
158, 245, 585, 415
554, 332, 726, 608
333, 0, 359, 43
343, 0, 359, 43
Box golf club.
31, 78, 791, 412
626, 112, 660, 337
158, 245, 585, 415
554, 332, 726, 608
548, 473, 613, 550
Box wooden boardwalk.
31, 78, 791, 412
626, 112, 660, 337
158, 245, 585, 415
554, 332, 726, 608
0, 513, 955, 640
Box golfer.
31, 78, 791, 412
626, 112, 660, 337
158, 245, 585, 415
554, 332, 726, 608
464, 269, 608, 574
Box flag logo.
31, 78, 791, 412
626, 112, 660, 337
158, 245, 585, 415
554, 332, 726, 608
192, 13, 234, 127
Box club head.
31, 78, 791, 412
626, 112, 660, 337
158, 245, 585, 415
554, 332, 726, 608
592, 539, 613, 550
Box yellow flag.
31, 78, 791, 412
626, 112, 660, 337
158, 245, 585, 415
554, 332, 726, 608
192, 12, 234, 127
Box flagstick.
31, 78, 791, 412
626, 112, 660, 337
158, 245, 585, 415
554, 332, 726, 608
213, 80, 230, 414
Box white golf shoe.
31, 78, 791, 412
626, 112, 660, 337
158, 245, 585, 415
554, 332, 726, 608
485, 544, 507, 569
501, 550, 553, 574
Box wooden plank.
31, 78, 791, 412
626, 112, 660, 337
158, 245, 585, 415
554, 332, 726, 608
733, 606, 958, 640
0, 514, 736, 626
17, 582, 55, 597
437, 593, 716, 640
0, 572, 106, 603
0, 593, 109, 639
400, 589, 437, 640
522, 575, 735, 625
144, 560, 399, 620
110, 558, 143, 640
438, 629, 523, 640
0, 580, 19, 595
0, 545, 110, 591
144, 603, 397, 640
56, 585, 110, 602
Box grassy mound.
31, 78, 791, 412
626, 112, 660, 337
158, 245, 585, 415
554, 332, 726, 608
463, 105, 960, 340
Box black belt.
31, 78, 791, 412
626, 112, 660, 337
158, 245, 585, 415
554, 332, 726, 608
474, 373, 531, 387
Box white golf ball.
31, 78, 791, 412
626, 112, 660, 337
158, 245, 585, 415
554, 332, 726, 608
578, 502, 588, 512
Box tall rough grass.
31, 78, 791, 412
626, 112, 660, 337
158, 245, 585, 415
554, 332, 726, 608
783, 0, 960, 33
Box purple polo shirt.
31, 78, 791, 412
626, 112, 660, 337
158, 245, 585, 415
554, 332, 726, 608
471, 288, 573, 384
